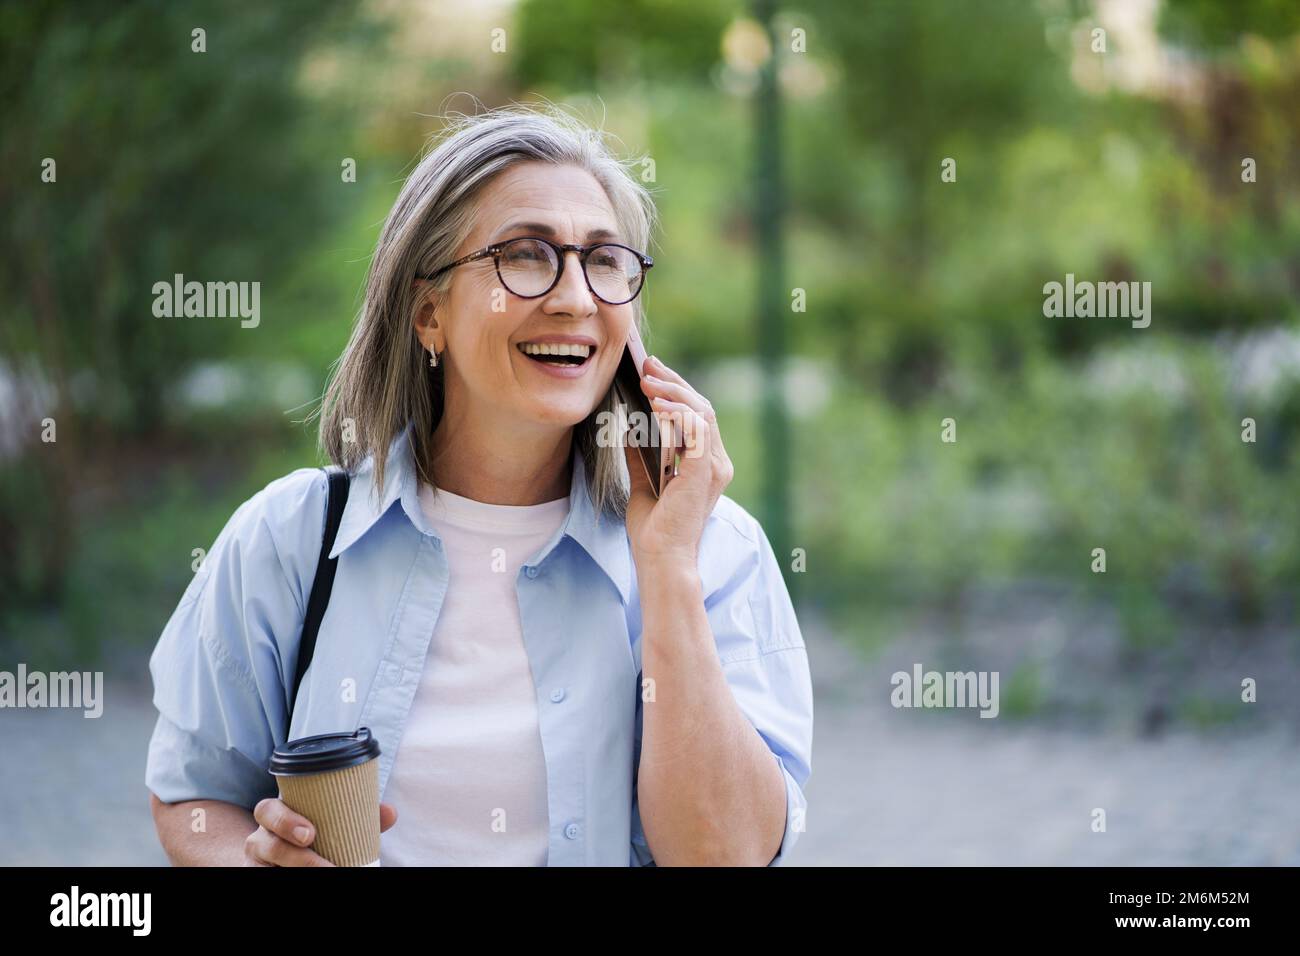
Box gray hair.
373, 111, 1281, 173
317, 102, 659, 518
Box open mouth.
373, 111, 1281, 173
517, 342, 595, 368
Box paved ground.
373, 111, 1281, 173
2, 668, 169, 866
792, 617, 1300, 865
2, 617, 1297, 866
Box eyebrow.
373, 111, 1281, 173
491, 221, 621, 244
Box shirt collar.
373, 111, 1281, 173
329, 422, 632, 605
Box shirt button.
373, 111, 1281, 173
564, 822, 581, 840
550, 687, 566, 703
525, 565, 539, 578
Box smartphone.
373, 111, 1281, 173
613, 323, 679, 498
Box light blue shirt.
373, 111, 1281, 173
145, 423, 813, 865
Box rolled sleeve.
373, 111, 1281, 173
711, 502, 812, 866
768, 750, 808, 866
630, 497, 813, 867
144, 468, 325, 809
146, 712, 278, 808
720, 646, 812, 866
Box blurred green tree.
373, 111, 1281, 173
1161, 0, 1300, 46
513, 0, 734, 89
0, 0, 368, 604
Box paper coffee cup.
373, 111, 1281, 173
269, 727, 382, 867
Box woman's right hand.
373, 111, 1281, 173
244, 797, 398, 866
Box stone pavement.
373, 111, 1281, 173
2, 623, 1296, 866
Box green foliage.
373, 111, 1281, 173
1, 423, 319, 670
1161, 0, 1300, 48
0, 0, 368, 431
795, 339, 1300, 641
514, 0, 736, 91
5, 0, 1300, 668
1001, 662, 1046, 718
0, 0, 381, 608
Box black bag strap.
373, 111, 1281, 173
288, 466, 350, 740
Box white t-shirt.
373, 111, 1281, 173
378, 481, 570, 866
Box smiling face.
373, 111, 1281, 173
416, 161, 637, 438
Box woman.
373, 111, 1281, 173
145, 104, 813, 866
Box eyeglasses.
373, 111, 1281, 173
417, 236, 653, 305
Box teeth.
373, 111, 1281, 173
519, 343, 593, 358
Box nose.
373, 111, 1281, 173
542, 249, 598, 316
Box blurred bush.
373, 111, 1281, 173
2, 0, 1298, 670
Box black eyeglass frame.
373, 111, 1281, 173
416, 236, 654, 305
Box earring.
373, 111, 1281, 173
429, 347, 439, 368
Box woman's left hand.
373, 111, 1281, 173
623, 355, 734, 569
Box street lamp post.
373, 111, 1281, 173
752, 0, 794, 597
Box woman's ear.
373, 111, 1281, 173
413, 283, 443, 353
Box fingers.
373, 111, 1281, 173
244, 827, 336, 867
651, 397, 710, 462
644, 354, 688, 388
254, 797, 315, 848
640, 356, 712, 416
641, 358, 728, 462
643, 359, 716, 424
639, 357, 711, 459
242, 799, 391, 866
247, 797, 336, 866
641, 374, 716, 422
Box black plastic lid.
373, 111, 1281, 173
268, 727, 381, 776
